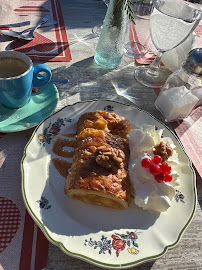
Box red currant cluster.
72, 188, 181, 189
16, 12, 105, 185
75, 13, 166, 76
141, 155, 172, 183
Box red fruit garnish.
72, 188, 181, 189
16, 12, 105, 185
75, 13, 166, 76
141, 158, 152, 168
155, 172, 165, 182
152, 155, 162, 164
164, 173, 173, 182
149, 164, 161, 175
160, 163, 171, 173
141, 153, 173, 183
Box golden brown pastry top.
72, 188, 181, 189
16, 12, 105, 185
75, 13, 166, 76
65, 128, 130, 203
76, 110, 131, 138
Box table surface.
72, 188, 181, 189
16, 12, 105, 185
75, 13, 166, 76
42, 1, 202, 269
3, 0, 202, 269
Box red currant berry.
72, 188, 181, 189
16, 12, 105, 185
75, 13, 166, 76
155, 172, 165, 182
160, 162, 171, 173
164, 173, 173, 182
149, 164, 161, 175
141, 158, 152, 168
152, 155, 162, 164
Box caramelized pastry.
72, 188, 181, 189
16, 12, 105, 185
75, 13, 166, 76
77, 110, 131, 138
64, 128, 130, 209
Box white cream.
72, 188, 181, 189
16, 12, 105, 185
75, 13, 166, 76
128, 125, 180, 212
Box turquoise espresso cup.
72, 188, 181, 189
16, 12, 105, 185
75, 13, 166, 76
0, 51, 52, 109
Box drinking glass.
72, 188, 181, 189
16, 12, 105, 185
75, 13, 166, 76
134, 0, 202, 88
92, 0, 110, 36
124, 0, 153, 58
124, 41, 148, 58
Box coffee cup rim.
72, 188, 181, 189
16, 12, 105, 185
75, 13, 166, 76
0, 51, 33, 80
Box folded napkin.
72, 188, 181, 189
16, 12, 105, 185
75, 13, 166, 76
0, 0, 71, 61
154, 88, 202, 178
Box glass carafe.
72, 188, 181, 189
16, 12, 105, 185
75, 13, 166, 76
94, 0, 127, 69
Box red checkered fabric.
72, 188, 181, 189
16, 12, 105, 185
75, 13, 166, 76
0, 197, 21, 253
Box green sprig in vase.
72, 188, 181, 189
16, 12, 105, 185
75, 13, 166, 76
94, 0, 128, 69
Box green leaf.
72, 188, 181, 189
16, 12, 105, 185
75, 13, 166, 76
127, 240, 131, 247
119, 234, 127, 238
133, 242, 139, 248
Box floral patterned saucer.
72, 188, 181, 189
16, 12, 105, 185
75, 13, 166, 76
21, 100, 196, 268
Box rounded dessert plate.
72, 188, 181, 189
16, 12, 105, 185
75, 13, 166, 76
21, 100, 196, 269
0, 83, 58, 133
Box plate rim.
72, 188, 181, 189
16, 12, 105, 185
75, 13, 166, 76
21, 99, 197, 268
0, 83, 59, 133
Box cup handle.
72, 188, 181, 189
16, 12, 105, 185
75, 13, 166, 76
32, 64, 52, 88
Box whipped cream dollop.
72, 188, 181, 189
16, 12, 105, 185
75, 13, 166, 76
128, 125, 180, 212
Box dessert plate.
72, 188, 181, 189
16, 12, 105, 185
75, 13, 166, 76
0, 83, 58, 133
21, 100, 196, 269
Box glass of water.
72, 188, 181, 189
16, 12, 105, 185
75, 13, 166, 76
134, 0, 202, 88
124, 0, 153, 58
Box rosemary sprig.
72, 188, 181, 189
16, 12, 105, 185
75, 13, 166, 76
111, 0, 135, 29
124, 0, 135, 25
121, 0, 135, 24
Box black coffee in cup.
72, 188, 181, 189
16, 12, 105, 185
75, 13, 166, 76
0, 57, 29, 78
0, 51, 52, 109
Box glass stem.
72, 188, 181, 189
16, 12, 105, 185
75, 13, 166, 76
146, 52, 163, 77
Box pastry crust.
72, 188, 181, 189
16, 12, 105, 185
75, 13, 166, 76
64, 111, 131, 209
65, 128, 130, 209
77, 110, 131, 138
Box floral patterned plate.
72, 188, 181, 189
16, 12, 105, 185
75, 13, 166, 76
21, 100, 196, 268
